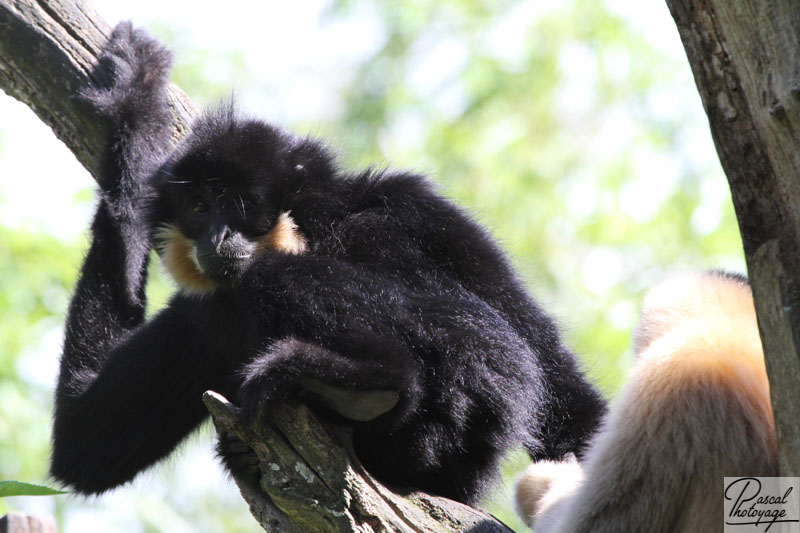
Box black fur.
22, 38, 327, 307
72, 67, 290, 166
51, 24, 606, 505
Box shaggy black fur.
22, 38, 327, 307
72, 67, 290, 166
51, 23, 606, 505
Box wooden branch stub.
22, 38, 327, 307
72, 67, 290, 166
665, 0, 800, 475
0, 512, 57, 533
0, 0, 196, 180
203, 391, 514, 533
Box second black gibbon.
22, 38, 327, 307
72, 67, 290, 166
50, 23, 606, 504
515, 271, 778, 532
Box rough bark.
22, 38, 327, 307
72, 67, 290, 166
204, 393, 513, 533
0, 0, 195, 179
0, 0, 514, 531
665, 0, 800, 475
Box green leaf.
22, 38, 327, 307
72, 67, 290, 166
0, 481, 67, 498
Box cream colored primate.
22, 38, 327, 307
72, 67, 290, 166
516, 271, 778, 533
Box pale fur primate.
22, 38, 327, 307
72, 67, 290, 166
515, 271, 778, 532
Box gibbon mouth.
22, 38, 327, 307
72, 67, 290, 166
193, 248, 253, 283
197, 251, 252, 260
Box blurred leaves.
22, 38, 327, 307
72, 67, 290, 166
0, 231, 76, 365
0, 230, 78, 480
149, 22, 253, 107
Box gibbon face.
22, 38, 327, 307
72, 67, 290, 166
151, 116, 312, 293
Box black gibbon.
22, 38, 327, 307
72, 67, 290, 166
515, 270, 778, 532
50, 23, 607, 505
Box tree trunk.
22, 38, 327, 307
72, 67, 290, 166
0, 0, 513, 531
665, 0, 800, 475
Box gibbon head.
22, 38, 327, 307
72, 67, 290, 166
632, 270, 753, 356
149, 106, 334, 293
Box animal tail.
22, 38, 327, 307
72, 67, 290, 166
515, 271, 778, 533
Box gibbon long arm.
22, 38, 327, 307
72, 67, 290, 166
50, 25, 235, 494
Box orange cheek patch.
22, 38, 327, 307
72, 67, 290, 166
154, 224, 218, 294
256, 212, 307, 255
155, 212, 306, 294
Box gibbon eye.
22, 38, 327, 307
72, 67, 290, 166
190, 198, 209, 214
241, 197, 256, 211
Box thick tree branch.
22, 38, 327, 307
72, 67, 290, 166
666, 0, 800, 475
205, 393, 513, 533
0, 0, 195, 179
0, 1, 514, 530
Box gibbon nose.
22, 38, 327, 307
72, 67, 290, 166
209, 224, 231, 251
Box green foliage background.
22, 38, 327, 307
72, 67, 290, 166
0, 0, 744, 531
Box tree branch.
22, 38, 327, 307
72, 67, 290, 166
0, 1, 515, 530
0, 0, 195, 179
0, 512, 56, 533
665, 0, 800, 475
204, 392, 513, 533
